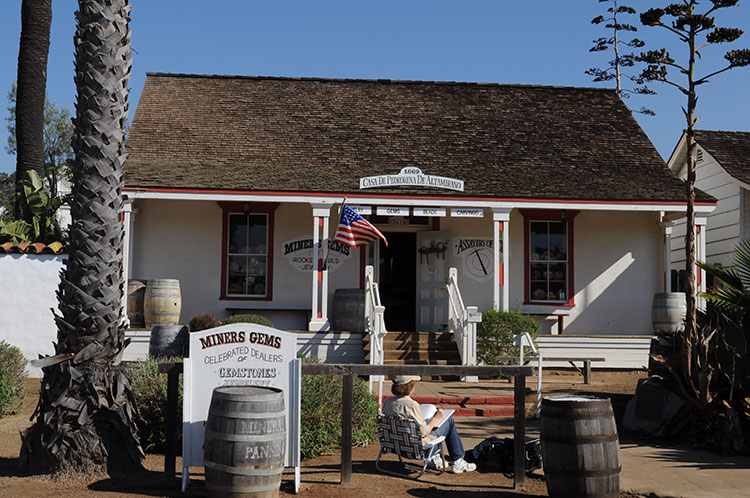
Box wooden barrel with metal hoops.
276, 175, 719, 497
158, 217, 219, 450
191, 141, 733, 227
143, 279, 181, 327
541, 395, 621, 498
204, 386, 286, 498
126, 279, 147, 328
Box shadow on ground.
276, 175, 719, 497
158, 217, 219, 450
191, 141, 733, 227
88, 471, 193, 497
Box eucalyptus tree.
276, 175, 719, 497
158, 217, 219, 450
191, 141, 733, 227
637, 1, 750, 339
14, 0, 52, 219
586, 0, 655, 114
20, 0, 143, 476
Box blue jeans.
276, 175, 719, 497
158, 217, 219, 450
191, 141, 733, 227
430, 416, 464, 461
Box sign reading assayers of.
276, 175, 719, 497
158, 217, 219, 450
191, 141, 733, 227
359, 167, 464, 191
182, 324, 301, 474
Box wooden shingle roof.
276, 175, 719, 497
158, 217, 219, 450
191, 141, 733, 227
125, 73, 708, 203
695, 130, 750, 185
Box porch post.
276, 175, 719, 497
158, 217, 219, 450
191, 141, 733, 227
659, 222, 673, 292
122, 199, 133, 326
493, 209, 511, 311
696, 216, 707, 310
309, 203, 332, 331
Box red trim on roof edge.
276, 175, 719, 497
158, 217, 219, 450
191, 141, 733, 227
124, 187, 716, 206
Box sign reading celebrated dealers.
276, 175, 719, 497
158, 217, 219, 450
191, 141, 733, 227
283, 238, 352, 272
360, 167, 464, 191
454, 238, 500, 282
182, 324, 301, 492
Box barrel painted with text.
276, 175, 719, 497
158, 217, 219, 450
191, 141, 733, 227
143, 279, 181, 327
541, 395, 621, 498
204, 386, 286, 498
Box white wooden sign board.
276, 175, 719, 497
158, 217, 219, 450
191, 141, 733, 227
376, 206, 410, 216
359, 167, 464, 191
182, 324, 301, 493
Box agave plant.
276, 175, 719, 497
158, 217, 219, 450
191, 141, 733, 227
651, 240, 750, 452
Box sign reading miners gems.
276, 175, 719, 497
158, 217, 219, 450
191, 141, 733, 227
283, 238, 352, 272
359, 167, 464, 191
182, 324, 301, 474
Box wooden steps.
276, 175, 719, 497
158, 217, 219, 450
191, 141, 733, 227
363, 331, 462, 379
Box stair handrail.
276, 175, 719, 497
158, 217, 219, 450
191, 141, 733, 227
446, 267, 479, 382
514, 332, 543, 418
365, 265, 387, 402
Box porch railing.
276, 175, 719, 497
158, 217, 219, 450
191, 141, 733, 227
364, 265, 387, 401
446, 267, 479, 382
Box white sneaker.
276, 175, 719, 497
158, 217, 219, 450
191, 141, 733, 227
427, 454, 445, 471
450, 457, 477, 474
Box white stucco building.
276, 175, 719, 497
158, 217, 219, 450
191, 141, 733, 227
119, 74, 715, 366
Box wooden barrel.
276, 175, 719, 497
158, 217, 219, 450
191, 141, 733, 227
541, 395, 621, 498
651, 292, 686, 335
126, 279, 147, 328
143, 279, 181, 327
148, 325, 188, 358
204, 386, 286, 498
331, 288, 365, 332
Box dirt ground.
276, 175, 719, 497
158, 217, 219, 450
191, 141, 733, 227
0, 371, 650, 498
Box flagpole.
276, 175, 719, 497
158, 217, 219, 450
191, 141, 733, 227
323, 197, 347, 270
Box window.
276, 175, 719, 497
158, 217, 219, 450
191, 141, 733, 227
219, 202, 277, 300
521, 210, 577, 305
227, 214, 268, 296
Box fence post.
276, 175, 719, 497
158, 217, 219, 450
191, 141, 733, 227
342, 374, 353, 484
514, 374, 526, 490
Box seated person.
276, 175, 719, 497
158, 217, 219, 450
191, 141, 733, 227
382, 375, 476, 474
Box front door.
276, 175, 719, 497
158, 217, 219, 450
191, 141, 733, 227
416, 231, 450, 332
378, 233, 416, 331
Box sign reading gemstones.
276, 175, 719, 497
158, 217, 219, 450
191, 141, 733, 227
283, 238, 352, 272
182, 324, 301, 490
359, 167, 464, 191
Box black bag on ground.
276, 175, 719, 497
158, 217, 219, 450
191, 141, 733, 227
468, 436, 542, 477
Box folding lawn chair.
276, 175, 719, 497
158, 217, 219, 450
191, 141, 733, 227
375, 413, 446, 479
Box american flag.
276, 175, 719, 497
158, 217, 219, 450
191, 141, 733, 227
333, 204, 388, 248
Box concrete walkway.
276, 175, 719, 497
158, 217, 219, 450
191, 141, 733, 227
396, 377, 750, 498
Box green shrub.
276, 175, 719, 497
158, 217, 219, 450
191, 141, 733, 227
0, 341, 28, 417
130, 357, 182, 453
300, 364, 379, 460
189, 313, 220, 332
477, 309, 539, 365
223, 313, 274, 328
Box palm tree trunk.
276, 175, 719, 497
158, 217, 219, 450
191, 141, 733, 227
14, 0, 51, 220
20, 0, 143, 477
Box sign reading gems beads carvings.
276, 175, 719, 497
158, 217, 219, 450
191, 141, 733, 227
182, 324, 301, 492
359, 167, 464, 191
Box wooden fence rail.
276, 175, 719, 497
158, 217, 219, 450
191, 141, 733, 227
159, 362, 535, 491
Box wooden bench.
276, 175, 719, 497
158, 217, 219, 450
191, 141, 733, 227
526, 356, 606, 384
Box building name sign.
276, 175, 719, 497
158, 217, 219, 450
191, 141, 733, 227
359, 167, 464, 191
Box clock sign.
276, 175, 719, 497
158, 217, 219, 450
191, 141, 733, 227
454, 239, 499, 282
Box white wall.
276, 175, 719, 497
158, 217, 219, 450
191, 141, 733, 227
131, 201, 664, 336
0, 254, 64, 377
130, 200, 361, 330
671, 146, 741, 269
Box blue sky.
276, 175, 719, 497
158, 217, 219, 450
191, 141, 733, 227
1, 1, 748, 175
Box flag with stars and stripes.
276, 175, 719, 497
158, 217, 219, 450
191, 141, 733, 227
332, 204, 388, 248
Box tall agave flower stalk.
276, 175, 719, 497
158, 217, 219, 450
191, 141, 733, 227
21, 0, 143, 476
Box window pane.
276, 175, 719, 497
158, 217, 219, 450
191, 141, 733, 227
530, 221, 548, 261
